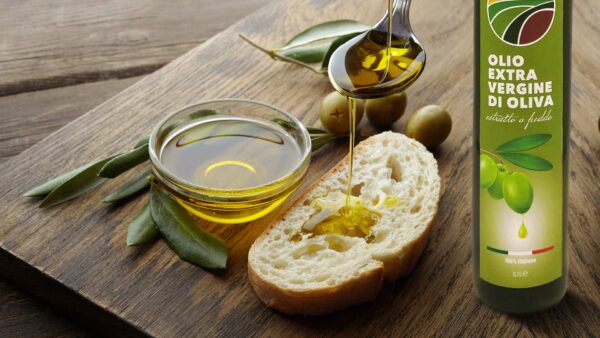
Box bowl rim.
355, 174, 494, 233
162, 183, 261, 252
148, 98, 312, 198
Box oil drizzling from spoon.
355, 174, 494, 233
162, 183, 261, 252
304, 0, 426, 237
328, 0, 426, 99
330, 0, 426, 210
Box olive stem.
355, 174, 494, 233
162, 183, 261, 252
480, 148, 504, 164
239, 34, 324, 75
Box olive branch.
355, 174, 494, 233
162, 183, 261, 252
23, 111, 335, 269
482, 133, 553, 171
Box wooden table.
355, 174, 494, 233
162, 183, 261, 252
0, 1, 270, 336
0, 0, 599, 337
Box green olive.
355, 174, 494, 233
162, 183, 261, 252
503, 172, 534, 214
365, 92, 407, 129
480, 154, 498, 189
319, 91, 364, 135
488, 163, 508, 200
405, 105, 452, 148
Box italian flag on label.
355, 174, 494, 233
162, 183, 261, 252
487, 245, 554, 256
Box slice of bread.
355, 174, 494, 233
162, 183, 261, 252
248, 131, 441, 315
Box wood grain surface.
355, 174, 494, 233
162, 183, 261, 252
0, 1, 270, 336
0, 78, 141, 337
0, 280, 91, 338
0, 0, 271, 96
0, 77, 142, 165
0, 0, 598, 337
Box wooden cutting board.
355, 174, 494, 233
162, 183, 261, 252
1, 0, 599, 336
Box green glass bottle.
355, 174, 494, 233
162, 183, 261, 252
473, 0, 571, 313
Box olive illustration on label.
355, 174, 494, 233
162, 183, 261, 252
488, 163, 508, 200
480, 154, 498, 189
480, 134, 553, 239
502, 172, 534, 214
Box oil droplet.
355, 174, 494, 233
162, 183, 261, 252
518, 215, 528, 239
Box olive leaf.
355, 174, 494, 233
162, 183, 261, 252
98, 144, 149, 178
239, 34, 325, 74
239, 20, 368, 75
24, 164, 92, 197
499, 152, 553, 171
282, 20, 370, 50
38, 156, 117, 208
103, 169, 152, 203
150, 185, 228, 269
307, 127, 329, 135
496, 134, 552, 153
312, 134, 339, 152
320, 32, 363, 71
134, 136, 150, 148
271, 117, 295, 130
188, 109, 219, 120
278, 43, 330, 63
272, 118, 328, 134
127, 203, 160, 246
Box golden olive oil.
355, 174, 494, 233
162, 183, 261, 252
309, 200, 380, 238
307, 0, 422, 238
346, 97, 358, 208
301, 98, 381, 238
328, 11, 425, 99
159, 117, 305, 223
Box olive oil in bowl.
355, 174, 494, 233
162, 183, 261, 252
160, 118, 301, 190
149, 100, 311, 224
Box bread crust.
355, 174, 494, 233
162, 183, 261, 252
247, 132, 439, 315
248, 261, 384, 315
378, 219, 433, 281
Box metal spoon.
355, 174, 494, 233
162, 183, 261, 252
328, 0, 426, 99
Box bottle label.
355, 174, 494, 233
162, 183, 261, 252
479, 0, 564, 288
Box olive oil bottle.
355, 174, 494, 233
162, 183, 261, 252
474, 0, 571, 312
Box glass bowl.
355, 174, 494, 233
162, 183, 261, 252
149, 99, 311, 224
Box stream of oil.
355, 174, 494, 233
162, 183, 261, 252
345, 97, 358, 208
304, 0, 424, 238
343, 0, 399, 210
